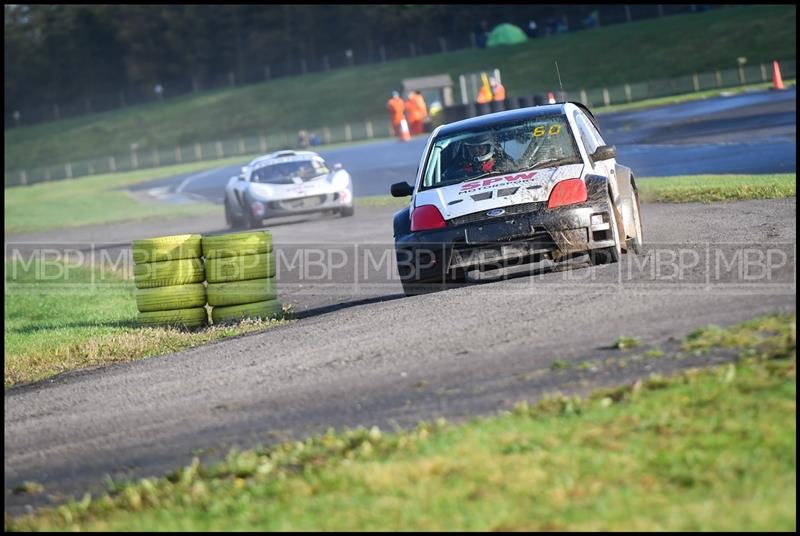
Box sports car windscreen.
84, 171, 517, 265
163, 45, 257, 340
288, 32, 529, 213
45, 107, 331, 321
251, 159, 330, 184
420, 115, 581, 191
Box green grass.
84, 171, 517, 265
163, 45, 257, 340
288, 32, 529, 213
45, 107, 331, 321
2, 161, 231, 234
637, 174, 796, 203
4, 259, 290, 387
6, 313, 795, 531
362, 174, 797, 208
5, 4, 795, 171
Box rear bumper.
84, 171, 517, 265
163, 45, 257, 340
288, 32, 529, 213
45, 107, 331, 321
395, 200, 615, 282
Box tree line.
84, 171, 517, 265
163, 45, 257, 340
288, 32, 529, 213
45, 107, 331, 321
5, 4, 718, 127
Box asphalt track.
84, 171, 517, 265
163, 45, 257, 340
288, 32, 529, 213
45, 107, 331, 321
129, 87, 796, 202
4, 88, 797, 514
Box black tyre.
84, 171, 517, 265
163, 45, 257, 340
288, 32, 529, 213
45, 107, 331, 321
244, 207, 261, 230
400, 267, 465, 297
626, 184, 644, 255
589, 190, 621, 265
340, 205, 355, 218
225, 199, 244, 230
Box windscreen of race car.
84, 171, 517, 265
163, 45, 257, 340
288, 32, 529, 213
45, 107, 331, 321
420, 115, 582, 191
251, 158, 331, 184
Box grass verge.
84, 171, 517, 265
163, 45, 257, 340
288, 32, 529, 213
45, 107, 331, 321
637, 174, 796, 203
4, 259, 290, 388
5, 5, 795, 171
6, 313, 795, 530
357, 174, 797, 208
2, 160, 241, 234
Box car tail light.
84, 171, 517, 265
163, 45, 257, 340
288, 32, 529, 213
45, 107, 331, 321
547, 178, 587, 208
411, 205, 447, 232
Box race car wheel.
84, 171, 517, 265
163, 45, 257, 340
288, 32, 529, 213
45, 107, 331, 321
340, 205, 355, 218
589, 190, 621, 265
225, 199, 245, 230
399, 267, 466, 296
626, 184, 644, 255
244, 208, 261, 230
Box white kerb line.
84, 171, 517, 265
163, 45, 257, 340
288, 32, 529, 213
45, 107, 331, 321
175, 167, 225, 193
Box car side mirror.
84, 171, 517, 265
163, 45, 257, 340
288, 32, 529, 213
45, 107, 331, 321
391, 181, 414, 197
237, 174, 246, 181
332, 163, 343, 170
591, 144, 617, 161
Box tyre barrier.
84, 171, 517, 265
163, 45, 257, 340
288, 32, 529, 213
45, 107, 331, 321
131, 230, 281, 328
202, 230, 273, 260
135, 283, 207, 312
133, 257, 206, 289
206, 278, 277, 307
211, 299, 283, 324
205, 251, 276, 284
137, 307, 209, 329
131, 234, 202, 264
132, 233, 208, 328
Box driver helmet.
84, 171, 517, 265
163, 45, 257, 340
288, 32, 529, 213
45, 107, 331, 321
463, 133, 495, 165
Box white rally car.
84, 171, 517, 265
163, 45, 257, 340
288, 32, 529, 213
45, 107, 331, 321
223, 150, 354, 229
390, 102, 644, 295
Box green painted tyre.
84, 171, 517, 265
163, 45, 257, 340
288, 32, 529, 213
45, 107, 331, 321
135, 283, 207, 312
206, 278, 276, 307
202, 231, 273, 260
205, 252, 275, 283
137, 307, 209, 328
134, 258, 205, 289
211, 299, 283, 324
131, 234, 202, 264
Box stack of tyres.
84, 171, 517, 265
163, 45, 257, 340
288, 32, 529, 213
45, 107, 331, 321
202, 231, 281, 324
131, 234, 208, 328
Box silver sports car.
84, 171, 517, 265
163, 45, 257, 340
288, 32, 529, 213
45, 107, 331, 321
223, 150, 354, 229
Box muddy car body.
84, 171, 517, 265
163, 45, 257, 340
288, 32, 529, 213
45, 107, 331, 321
391, 102, 644, 295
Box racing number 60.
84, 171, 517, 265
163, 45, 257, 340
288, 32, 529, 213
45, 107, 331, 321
533, 124, 561, 137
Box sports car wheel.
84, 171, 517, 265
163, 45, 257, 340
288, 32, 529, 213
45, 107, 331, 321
244, 206, 261, 229
340, 205, 355, 218
626, 185, 644, 255
589, 189, 622, 265
225, 199, 245, 230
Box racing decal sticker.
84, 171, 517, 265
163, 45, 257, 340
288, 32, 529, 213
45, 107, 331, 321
459, 171, 538, 194
532, 123, 562, 137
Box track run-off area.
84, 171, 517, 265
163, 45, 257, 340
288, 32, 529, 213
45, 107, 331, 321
4, 88, 796, 514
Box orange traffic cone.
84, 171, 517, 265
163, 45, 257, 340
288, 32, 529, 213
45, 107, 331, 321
399, 119, 411, 141
547, 92, 556, 104
772, 60, 785, 90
